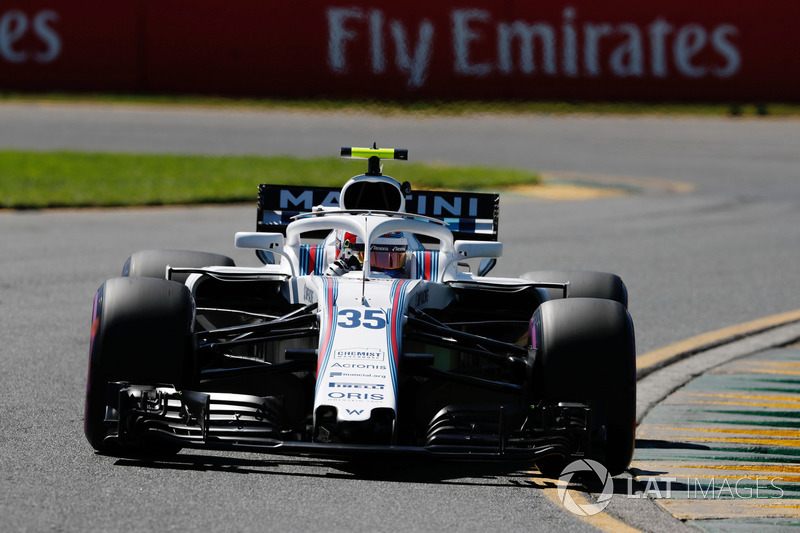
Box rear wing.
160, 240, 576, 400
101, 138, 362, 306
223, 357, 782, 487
257, 184, 499, 241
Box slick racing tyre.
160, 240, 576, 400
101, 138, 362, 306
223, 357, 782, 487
521, 270, 628, 308
532, 297, 636, 475
122, 249, 235, 283
84, 276, 195, 453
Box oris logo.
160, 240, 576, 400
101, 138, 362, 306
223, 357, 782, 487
0, 10, 61, 64
328, 392, 385, 401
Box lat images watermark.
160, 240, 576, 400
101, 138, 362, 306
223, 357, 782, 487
624, 475, 786, 500
557, 459, 786, 516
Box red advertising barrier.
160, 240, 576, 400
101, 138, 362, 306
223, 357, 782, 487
0, 1, 140, 90
1, 1, 798, 101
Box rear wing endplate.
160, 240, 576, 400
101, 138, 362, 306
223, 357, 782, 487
257, 184, 499, 242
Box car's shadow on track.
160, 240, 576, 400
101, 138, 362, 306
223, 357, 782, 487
110, 452, 561, 489
635, 438, 711, 451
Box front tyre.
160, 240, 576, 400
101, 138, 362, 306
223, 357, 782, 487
84, 277, 195, 453
532, 298, 636, 475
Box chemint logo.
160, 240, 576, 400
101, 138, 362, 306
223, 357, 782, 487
557, 459, 614, 516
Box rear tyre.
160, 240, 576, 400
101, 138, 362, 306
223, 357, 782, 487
84, 277, 195, 453
532, 298, 636, 475
521, 270, 627, 307
122, 249, 235, 282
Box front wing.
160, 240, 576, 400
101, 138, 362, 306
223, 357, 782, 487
105, 382, 591, 463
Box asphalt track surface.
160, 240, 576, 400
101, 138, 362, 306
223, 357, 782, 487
1, 103, 799, 531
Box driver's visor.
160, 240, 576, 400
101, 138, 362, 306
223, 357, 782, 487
370, 251, 407, 270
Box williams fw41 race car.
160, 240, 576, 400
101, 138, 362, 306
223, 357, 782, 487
84, 147, 636, 475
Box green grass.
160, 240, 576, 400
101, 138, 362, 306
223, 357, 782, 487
0, 150, 540, 209
3, 91, 799, 117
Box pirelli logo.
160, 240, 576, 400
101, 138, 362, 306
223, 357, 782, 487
328, 382, 385, 390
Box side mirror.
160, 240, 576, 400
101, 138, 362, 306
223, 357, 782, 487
446, 240, 502, 276
453, 240, 503, 260
235, 232, 296, 275
235, 232, 284, 251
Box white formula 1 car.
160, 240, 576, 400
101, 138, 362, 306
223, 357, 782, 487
85, 147, 636, 474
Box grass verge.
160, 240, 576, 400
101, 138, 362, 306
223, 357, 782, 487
0, 150, 540, 209
2, 91, 799, 117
